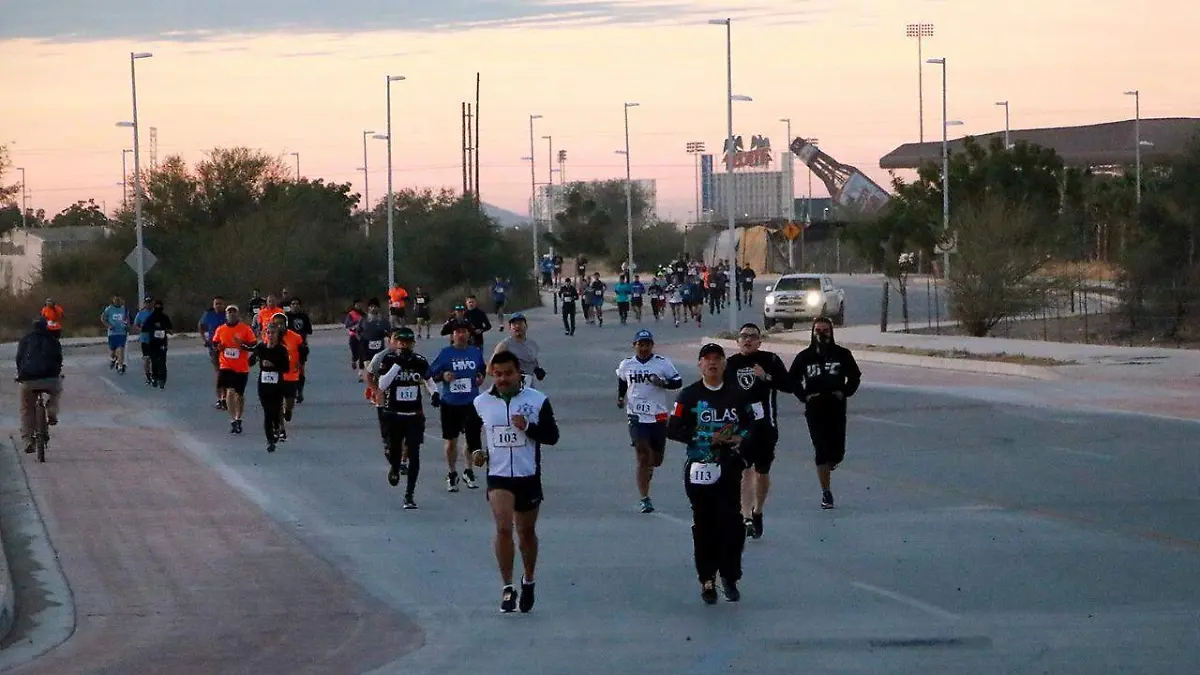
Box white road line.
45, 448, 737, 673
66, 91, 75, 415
651, 511, 693, 527
850, 581, 961, 621
97, 375, 122, 394
853, 414, 917, 428
1049, 445, 1115, 461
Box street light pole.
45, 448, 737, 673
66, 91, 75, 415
780, 117, 793, 268
926, 57, 953, 279
709, 17, 739, 333
528, 114, 542, 281
686, 141, 705, 253
1124, 90, 1141, 206
385, 74, 406, 290
361, 129, 374, 236
15, 167, 26, 229
623, 102, 639, 274
290, 152, 300, 179
906, 23, 934, 144
543, 134, 554, 258
130, 51, 153, 303
995, 100, 1010, 148
121, 149, 133, 209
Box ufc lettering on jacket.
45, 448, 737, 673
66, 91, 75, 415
806, 362, 842, 378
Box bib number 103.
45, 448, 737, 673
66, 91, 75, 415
490, 426, 524, 448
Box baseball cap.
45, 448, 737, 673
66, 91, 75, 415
632, 329, 654, 344
698, 342, 725, 358
509, 312, 526, 323
453, 303, 466, 311
392, 327, 415, 341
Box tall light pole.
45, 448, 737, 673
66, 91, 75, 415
527, 114, 542, 281
686, 141, 705, 246
623, 102, 639, 273
906, 23, 934, 144
542, 134, 555, 258
290, 152, 300, 179
15, 167, 26, 229
709, 17, 739, 333
128, 51, 153, 303
927, 56, 958, 278
384, 74, 406, 290
121, 148, 133, 209
780, 117, 794, 268
995, 100, 1010, 148
1124, 90, 1141, 206
360, 130, 374, 236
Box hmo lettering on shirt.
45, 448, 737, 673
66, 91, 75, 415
452, 359, 478, 371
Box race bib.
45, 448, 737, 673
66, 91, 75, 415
112, 313, 124, 322
223, 347, 240, 359
751, 402, 765, 421
260, 371, 280, 384
631, 400, 653, 415
489, 425, 526, 448
368, 339, 383, 350
449, 378, 471, 394
153, 330, 165, 339
593, 290, 603, 297
416, 297, 425, 304
393, 386, 418, 402
689, 462, 721, 485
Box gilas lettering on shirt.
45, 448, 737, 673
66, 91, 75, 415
697, 407, 739, 424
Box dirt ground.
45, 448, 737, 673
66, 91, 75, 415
911, 312, 1200, 350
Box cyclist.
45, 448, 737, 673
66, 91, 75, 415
15, 318, 63, 455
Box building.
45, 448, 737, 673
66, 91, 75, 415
700, 139, 797, 223
0, 226, 108, 292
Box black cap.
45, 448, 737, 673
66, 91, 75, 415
392, 327, 415, 341
698, 343, 725, 358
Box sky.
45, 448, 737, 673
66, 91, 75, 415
2, 0, 1197, 221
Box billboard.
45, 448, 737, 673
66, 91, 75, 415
701, 154, 714, 212
722, 135, 773, 169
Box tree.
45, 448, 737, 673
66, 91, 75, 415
0, 145, 20, 207
49, 200, 110, 228
548, 180, 651, 264
0, 204, 48, 235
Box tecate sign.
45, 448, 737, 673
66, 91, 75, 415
722, 135, 773, 169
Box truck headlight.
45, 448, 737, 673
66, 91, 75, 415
806, 291, 821, 307
764, 295, 775, 306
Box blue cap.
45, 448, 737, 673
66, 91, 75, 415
509, 312, 526, 322
633, 329, 654, 343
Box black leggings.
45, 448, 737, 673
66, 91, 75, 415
149, 343, 168, 383
562, 304, 576, 333
684, 459, 746, 583
385, 415, 425, 496
259, 384, 284, 442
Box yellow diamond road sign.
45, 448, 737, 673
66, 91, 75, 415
782, 223, 802, 241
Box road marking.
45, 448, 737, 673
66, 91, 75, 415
651, 511, 693, 527
853, 414, 917, 428
98, 375, 122, 394
1049, 445, 1115, 461
850, 581, 961, 621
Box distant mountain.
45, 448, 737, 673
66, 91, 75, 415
482, 202, 527, 228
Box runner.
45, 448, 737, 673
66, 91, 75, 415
247, 289, 266, 324
440, 304, 469, 338
285, 297, 313, 403
343, 300, 366, 378
576, 253, 588, 280
539, 255, 554, 289
376, 327, 434, 508
134, 297, 154, 384
211, 305, 258, 434
139, 298, 173, 389
412, 286, 432, 339
552, 254, 564, 286
464, 296, 493, 350
616, 329, 682, 513
199, 296, 227, 408
271, 313, 306, 441
492, 313, 544, 390
428, 320, 486, 492
470, 349, 560, 613
356, 299, 392, 382
587, 273, 607, 327
788, 317, 862, 509
579, 277, 593, 325
255, 294, 285, 338
667, 278, 684, 327
491, 277, 509, 329
647, 276, 665, 323
741, 264, 756, 306
614, 275, 632, 325
630, 275, 646, 322
41, 298, 65, 340
667, 342, 752, 604
388, 283, 409, 327
725, 322, 792, 538
366, 332, 401, 464
558, 277, 578, 336
100, 295, 130, 374
253, 325, 290, 453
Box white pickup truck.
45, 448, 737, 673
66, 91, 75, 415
762, 273, 846, 329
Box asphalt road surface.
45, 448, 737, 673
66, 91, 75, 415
733, 273, 946, 332
4, 300, 1198, 674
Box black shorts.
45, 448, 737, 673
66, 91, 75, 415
628, 419, 667, 465
383, 413, 426, 452
440, 403, 482, 449
140, 342, 153, 357
805, 402, 847, 466
631, 296, 643, 307
389, 306, 406, 320
280, 380, 298, 399
348, 336, 360, 357
359, 342, 385, 363
415, 305, 430, 321
487, 475, 544, 513
742, 424, 779, 474
494, 299, 505, 312
217, 369, 249, 395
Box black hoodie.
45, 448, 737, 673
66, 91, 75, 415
141, 307, 174, 346
787, 322, 861, 401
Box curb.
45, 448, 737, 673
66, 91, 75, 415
701, 337, 1061, 381
0, 441, 17, 644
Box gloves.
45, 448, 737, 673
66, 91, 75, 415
430, 392, 441, 408
534, 367, 546, 381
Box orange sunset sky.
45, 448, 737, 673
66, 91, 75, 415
2, 0, 1197, 221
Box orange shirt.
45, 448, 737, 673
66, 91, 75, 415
212, 322, 257, 373
257, 305, 285, 332
41, 305, 64, 330
388, 287, 408, 309
280, 330, 303, 382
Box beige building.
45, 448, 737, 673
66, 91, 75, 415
0, 226, 108, 293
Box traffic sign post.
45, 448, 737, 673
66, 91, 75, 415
125, 246, 158, 293
782, 222, 802, 241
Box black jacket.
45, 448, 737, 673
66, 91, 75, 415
465, 308, 492, 334
16, 324, 63, 382
725, 350, 792, 427
286, 310, 313, 342
141, 309, 174, 346
788, 324, 861, 402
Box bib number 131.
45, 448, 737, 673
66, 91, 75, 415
688, 462, 721, 485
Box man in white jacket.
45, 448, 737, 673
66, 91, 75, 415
471, 350, 560, 614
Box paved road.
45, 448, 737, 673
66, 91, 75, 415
5, 302, 1199, 674
735, 274, 946, 331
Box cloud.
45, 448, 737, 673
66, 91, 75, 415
2, 0, 813, 43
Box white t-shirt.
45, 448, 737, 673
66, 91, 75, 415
616, 354, 681, 423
